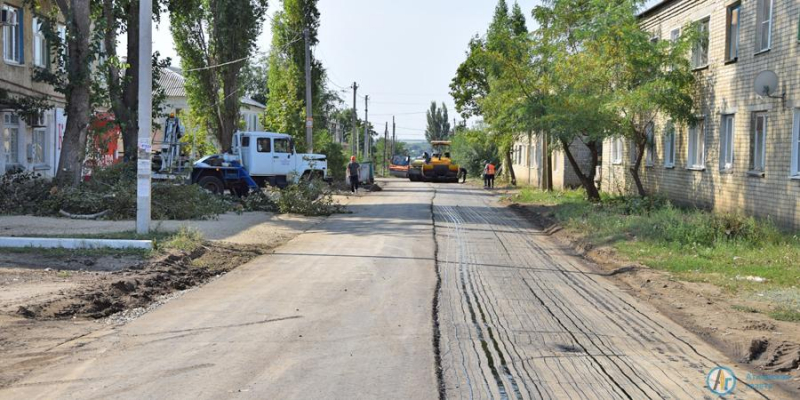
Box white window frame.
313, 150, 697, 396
791, 110, 800, 178
2, 113, 21, 166
2, 5, 22, 64
755, 0, 774, 53
726, 3, 741, 61
529, 143, 539, 168
612, 137, 623, 164
32, 127, 47, 165
720, 115, 735, 171
692, 17, 710, 69
687, 119, 705, 169
750, 112, 767, 173
645, 122, 655, 167
32, 17, 47, 67
664, 122, 676, 168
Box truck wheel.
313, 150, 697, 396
198, 176, 225, 194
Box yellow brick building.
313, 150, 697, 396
602, 0, 800, 229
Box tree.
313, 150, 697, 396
264, 0, 325, 151
598, 0, 697, 197
241, 55, 269, 105
32, 0, 94, 186
169, 0, 269, 153
425, 102, 451, 143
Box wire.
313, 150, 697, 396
184, 32, 302, 73
370, 111, 427, 116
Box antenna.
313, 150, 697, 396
754, 70, 785, 105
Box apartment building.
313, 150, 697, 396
512, 133, 593, 190
1, 0, 65, 177
602, 0, 800, 229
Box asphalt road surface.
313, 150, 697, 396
0, 180, 780, 399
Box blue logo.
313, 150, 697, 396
707, 366, 736, 395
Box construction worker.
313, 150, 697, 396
459, 167, 468, 184
483, 161, 496, 188
346, 156, 360, 193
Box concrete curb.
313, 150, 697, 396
0, 237, 153, 250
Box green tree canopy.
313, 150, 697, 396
425, 102, 451, 143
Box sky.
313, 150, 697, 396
148, 0, 661, 141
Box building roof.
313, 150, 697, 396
159, 67, 264, 110
637, 0, 680, 19
160, 67, 187, 98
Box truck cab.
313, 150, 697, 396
191, 131, 328, 194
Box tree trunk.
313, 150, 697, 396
220, 69, 240, 153
542, 134, 552, 191
560, 137, 601, 202
54, 0, 92, 187
503, 147, 516, 186
629, 136, 647, 197
121, 0, 139, 161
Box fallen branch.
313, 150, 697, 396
59, 209, 110, 220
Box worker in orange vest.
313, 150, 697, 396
483, 161, 496, 188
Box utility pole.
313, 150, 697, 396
363, 95, 369, 160
351, 82, 358, 156
391, 116, 396, 159
383, 122, 388, 176
136, 0, 153, 234
304, 29, 313, 153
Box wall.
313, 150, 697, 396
603, 0, 800, 230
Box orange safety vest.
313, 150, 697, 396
486, 164, 495, 175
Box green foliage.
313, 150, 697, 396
316, 132, 347, 181
178, 109, 219, 158
0, 171, 53, 215
169, 0, 269, 152
0, 164, 231, 220
425, 102, 452, 143
264, 0, 325, 151
510, 187, 800, 293
274, 180, 345, 216
451, 126, 499, 175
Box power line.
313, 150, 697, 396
184, 32, 302, 72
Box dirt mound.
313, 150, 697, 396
747, 340, 800, 372
15, 243, 264, 320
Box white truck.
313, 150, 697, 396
190, 131, 328, 195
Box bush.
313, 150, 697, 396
274, 180, 345, 216
0, 171, 53, 215
240, 188, 279, 212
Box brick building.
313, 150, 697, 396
1, 0, 66, 177
601, 0, 800, 229
512, 134, 594, 190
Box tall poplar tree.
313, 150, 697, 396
169, 0, 269, 152
263, 0, 324, 151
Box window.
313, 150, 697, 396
755, 0, 774, 52
256, 138, 271, 153
692, 18, 709, 68
2, 5, 22, 64
720, 115, 735, 171
612, 137, 624, 164
750, 112, 767, 173
791, 110, 800, 177
32, 17, 48, 67
274, 138, 291, 153
670, 28, 680, 43
645, 123, 655, 166
32, 128, 46, 165
529, 144, 539, 168
2, 113, 21, 166
688, 119, 705, 169
664, 122, 676, 168
726, 3, 740, 61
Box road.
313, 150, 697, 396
0, 180, 779, 399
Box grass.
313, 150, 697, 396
508, 187, 800, 315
